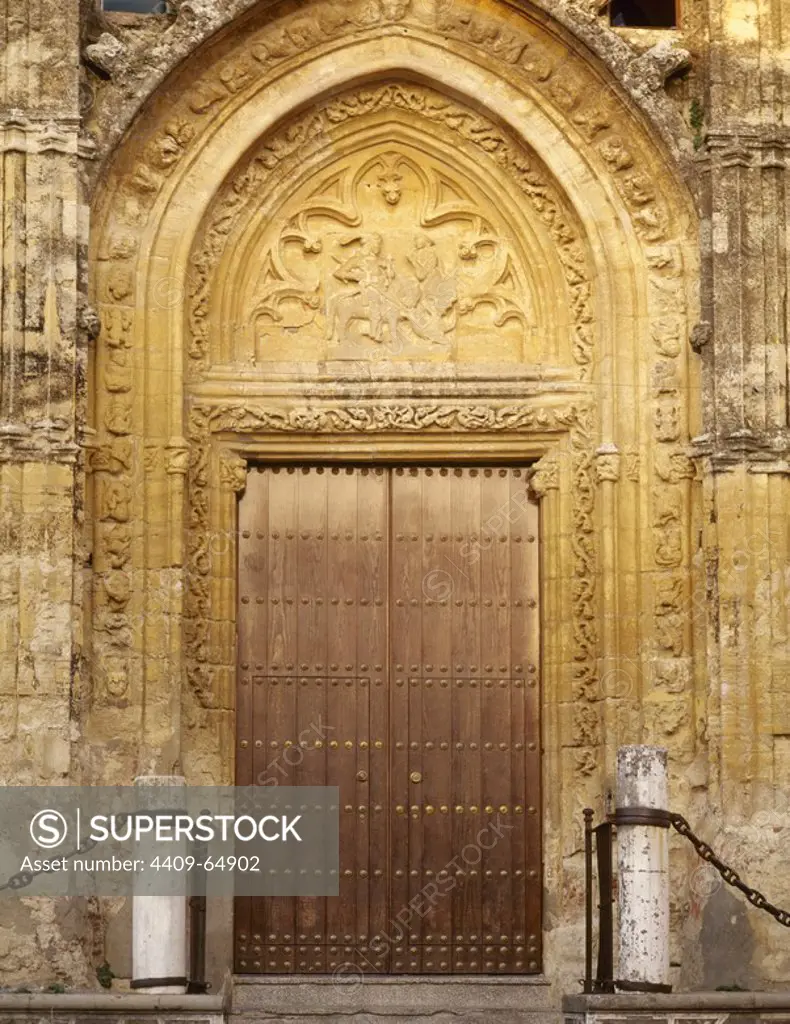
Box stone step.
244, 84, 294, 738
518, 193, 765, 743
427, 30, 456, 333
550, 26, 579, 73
231, 976, 560, 1024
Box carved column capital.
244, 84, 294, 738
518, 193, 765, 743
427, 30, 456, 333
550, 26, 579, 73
528, 452, 560, 499
595, 443, 621, 483
218, 450, 248, 493
165, 438, 190, 476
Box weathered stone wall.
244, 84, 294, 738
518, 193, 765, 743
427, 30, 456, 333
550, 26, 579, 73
0, 0, 789, 1001
0, 0, 99, 992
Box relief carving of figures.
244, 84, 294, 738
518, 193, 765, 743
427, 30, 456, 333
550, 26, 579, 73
101, 307, 133, 348
654, 448, 695, 483
653, 486, 683, 567
104, 347, 132, 393
90, 439, 133, 474
219, 451, 248, 493
325, 232, 458, 351
100, 479, 131, 522
104, 397, 132, 436
101, 657, 130, 701
654, 400, 680, 442
595, 444, 621, 483
654, 574, 685, 656
101, 524, 132, 570
102, 570, 131, 612
189, 83, 591, 372
250, 148, 531, 363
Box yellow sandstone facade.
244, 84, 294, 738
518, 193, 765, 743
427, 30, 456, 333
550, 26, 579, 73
0, 0, 789, 998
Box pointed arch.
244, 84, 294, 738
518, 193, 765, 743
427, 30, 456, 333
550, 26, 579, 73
87, 0, 699, 986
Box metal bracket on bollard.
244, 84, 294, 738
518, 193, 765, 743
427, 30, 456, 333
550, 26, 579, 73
615, 978, 673, 994
130, 976, 189, 989
611, 806, 671, 828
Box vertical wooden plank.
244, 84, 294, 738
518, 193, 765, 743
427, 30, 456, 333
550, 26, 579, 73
235, 467, 268, 970
350, 468, 372, 971
509, 468, 542, 971
324, 466, 363, 969
294, 466, 329, 972
357, 465, 389, 973
418, 467, 454, 972
264, 466, 301, 971
450, 467, 483, 973
390, 466, 423, 973
479, 466, 515, 971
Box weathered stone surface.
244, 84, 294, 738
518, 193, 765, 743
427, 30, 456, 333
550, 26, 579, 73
1, 0, 790, 1003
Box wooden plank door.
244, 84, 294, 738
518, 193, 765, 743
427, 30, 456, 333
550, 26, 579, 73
389, 466, 541, 974
236, 465, 389, 974
236, 464, 541, 975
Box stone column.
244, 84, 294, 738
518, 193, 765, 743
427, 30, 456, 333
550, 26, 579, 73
694, 0, 790, 825
0, 1, 85, 784
616, 745, 670, 989
132, 775, 188, 994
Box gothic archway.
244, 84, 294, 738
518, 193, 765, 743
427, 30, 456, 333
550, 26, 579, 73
87, 0, 698, 986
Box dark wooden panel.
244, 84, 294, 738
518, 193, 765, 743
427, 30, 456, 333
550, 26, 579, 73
236, 464, 541, 975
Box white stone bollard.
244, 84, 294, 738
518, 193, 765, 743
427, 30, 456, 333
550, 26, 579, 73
616, 745, 670, 990
132, 775, 188, 994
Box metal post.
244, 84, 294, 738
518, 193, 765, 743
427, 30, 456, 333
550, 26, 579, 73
188, 830, 209, 993
595, 820, 614, 991
615, 745, 671, 992
583, 808, 594, 993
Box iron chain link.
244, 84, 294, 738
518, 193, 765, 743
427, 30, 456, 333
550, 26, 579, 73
670, 812, 790, 928
0, 834, 101, 894
0, 809, 177, 894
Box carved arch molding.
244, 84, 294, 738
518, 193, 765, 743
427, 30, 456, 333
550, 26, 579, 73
87, 0, 698, 956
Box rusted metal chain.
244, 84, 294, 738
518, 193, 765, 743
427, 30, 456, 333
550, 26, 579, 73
0, 833, 100, 893
670, 812, 790, 927
0, 809, 180, 894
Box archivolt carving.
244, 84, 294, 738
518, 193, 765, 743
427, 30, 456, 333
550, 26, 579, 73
87, 0, 694, 192
188, 83, 591, 374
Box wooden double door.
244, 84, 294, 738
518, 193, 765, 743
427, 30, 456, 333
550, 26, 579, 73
235, 464, 541, 974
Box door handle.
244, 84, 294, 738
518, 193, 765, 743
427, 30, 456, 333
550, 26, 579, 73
356, 770, 368, 782
409, 771, 422, 784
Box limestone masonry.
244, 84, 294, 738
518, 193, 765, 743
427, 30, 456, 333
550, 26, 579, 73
0, 0, 789, 1000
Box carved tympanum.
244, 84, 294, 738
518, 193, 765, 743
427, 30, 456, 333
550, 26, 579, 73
249, 146, 532, 362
